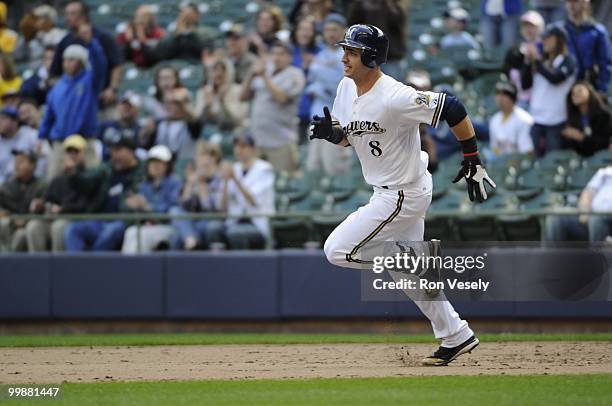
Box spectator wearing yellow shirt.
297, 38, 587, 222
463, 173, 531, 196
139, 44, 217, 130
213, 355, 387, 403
0, 53, 21, 107
0, 2, 18, 54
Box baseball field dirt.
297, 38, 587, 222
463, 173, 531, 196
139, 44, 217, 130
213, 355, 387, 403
2, 341, 611, 383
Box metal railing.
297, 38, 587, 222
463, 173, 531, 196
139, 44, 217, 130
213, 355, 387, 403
1, 208, 611, 253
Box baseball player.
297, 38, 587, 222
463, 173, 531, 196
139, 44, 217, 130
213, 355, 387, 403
310, 24, 496, 366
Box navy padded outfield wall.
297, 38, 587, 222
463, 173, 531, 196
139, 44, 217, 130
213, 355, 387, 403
0, 250, 611, 319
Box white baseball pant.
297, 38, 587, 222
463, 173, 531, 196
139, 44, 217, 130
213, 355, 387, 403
323, 171, 474, 347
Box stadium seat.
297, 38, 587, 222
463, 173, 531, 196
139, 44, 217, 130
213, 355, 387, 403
424, 216, 458, 241
273, 191, 328, 249
566, 166, 598, 192
585, 149, 612, 168
497, 215, 542, 241
331, 190, 372, 213
318, 175, 355, 201
311, 215, 345, 246
498, 191, 565, 241
516, 167, 567, 192
426, 191, 464, 241
454, 216, 500, 241
271, 218, 313, 248
535, 149, 582, 172
454, 193, 519, 241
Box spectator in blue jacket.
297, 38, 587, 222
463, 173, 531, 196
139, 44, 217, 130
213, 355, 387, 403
50, 0, 122, 108
38, 24, 107, 181
291, 15, 321, 144
480, 0, 522, 55
122, 145, 182, 253
305, 13, 352, 176
558, 0, 610, 95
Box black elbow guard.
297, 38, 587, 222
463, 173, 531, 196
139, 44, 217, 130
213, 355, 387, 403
439, 94, 467, 127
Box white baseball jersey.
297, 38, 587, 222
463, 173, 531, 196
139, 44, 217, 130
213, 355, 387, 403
331, 74, 446, 186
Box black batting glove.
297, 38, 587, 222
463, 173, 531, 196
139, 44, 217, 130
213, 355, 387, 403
309, 106, 345, 144
452, 154, 496, 202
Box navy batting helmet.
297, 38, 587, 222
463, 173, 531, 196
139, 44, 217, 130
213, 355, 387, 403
336, 24, 389, 68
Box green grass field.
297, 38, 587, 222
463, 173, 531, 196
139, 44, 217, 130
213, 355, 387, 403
5, 375, 612, 406
2, 333, 611, 405
0, 332, 611, 347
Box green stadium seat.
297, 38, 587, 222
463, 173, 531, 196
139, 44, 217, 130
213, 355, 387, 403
311, 215, 345, 246
516, 167, 567, 192
497, 215, 542, 241
426, 191, 464, 241
454, 193, 519, 241
318, 175, 355, 201
454, 216, 500, 241
498, 191, 565, 241
521, 190, 565, 212
271, 218, 312, 249
585, 149, 612, 168
566, 166, 598, 191
535, 149, 582, 172
424, 217, 458, 241
331, 190, 372, 213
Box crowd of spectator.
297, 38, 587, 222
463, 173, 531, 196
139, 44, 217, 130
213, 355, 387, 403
0, 0, 610, 253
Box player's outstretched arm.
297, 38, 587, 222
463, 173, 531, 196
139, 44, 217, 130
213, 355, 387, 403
440, 95, 496, 202
309, 106, 350, 147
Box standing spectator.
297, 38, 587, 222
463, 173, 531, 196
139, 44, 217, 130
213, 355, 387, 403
170, 142, 224, 250
561, 81, 611, 156
0, 107, 38, 184
155, 3, 215, 61
195, 57, 248, 133
214, 134, 275, 249
560, 0, 610, 96
521, 25, 575, 156
122, 145, 182, 253
292, 16, 322, 145
224, 24, 257, 84
347, 0, 407, 80
141, 65, 187, 120
32, 5, 66, 48
17, 5, 66, 65
0, 149, 46, 251
141, 90, 201, 160
488, 81, 534, 157
117, 5, 165, 68
0, 2, 17, 54
440, 8, 480, 52
18, 45, 55, 106
241, 41, 305, 173
39, 33, 107, 179
306, 13, 352, 176
545, 166, 612, 242
50, 0, 122, 108
0, 53, 21, 108
98, 92, 144, 161
64, 134, 145, 252
480, 0, 522, 55
26, 135, 107, 252
531, 0, 565, 23
248, 6, 285, 57
504, 10, 545, 110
